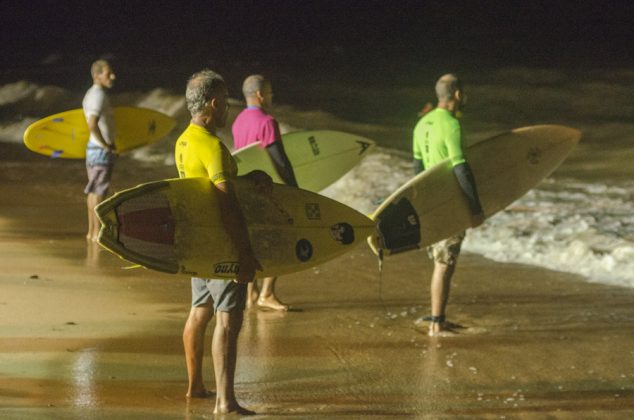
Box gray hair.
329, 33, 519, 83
186, 69, 226, 117
435, 74, 463, 102
242, 74, 268, 99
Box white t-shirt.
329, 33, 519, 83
82, 84, 115, 148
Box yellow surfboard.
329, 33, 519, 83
23, 107, 176, 158
232, 130, 375, 192
96, 177, 376, 278
368, 125, 581, 256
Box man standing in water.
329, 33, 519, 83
232, 75, 298, 311
83, 59, 116, 241
412, 74, 485, 336
177, 69, 271, 415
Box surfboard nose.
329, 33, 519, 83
96, 187, 179, 272
514, 124, 582, 146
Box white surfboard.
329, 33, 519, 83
232, 130, 375, 192
368, 125, 581, 256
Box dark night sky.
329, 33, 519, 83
1, 0, 632, 90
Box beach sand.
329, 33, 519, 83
1, 144, 633, 419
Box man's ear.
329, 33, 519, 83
255, 89, 264, 102
209, 97, 218, 111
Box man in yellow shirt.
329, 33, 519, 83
176, 69, 271, 415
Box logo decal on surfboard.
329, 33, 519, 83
305, 203, 321, 220
296, 239, 313, 262
330, 223, 355, 245
148, 119, 156, 135
308, 136, 320, 156
179, 266, 198, 276
527, 147, 542, 165
356, 140, 372, 155
214, 262, 240, 275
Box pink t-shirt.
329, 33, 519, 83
232, 107, 282, 150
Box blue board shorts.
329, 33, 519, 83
84, 164, 113, 196
427, 231, 466, 266
191, 278, 247, 312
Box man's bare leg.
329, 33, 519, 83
257, 277, 288, 311
246, 281, 259, 309
86, 194, 96, 240
429, 261, 455, 336
87, 193, 105, 241
183, 302, 214, 398
212, 310, 254, 415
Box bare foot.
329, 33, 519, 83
214, 402, 256, 415
428, 329, 457, 337
428, 322, 457, 337
186, 388, 214, 399
257, 294, 289, 311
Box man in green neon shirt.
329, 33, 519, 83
413, 74, 485, 336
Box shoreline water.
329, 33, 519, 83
1, 141, 634, 418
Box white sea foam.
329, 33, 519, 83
462, 179, 634, 288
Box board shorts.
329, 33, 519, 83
191, 278, 247, 312
427, 231, 466, 266
84, 164, 113, 196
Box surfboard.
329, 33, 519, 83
232, 130, 375, 192
23, 107, 176, 158
368, 125, 581, 256
96, 177, 376, 278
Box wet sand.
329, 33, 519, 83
1, 144, 633, 419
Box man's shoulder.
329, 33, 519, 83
430, 109, 459, 128
238, 107, 276, 124
179, 125, 220, 145
84, 85, 105, 99
83, 85, 107, 109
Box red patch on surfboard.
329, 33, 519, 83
117, 207, 175, 244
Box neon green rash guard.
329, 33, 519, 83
413, 108, 465, 169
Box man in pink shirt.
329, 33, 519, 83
232, 75, 297, 311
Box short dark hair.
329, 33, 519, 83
91, 59, 111, 78
435, 74, 462, 102
242, 74, 267, 99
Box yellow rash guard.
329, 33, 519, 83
175, 123, 237, 184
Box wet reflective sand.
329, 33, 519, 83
1, 148, 633, 418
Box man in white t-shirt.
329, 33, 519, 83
83, 59, 116, 241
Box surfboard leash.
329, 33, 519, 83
377, 248, 386, 308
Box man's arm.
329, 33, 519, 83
265, 141, 298, 187
86, 114, 115, 151
413, 159, 424, 175
214, 180, 261, 283
453, 162, 485, 227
